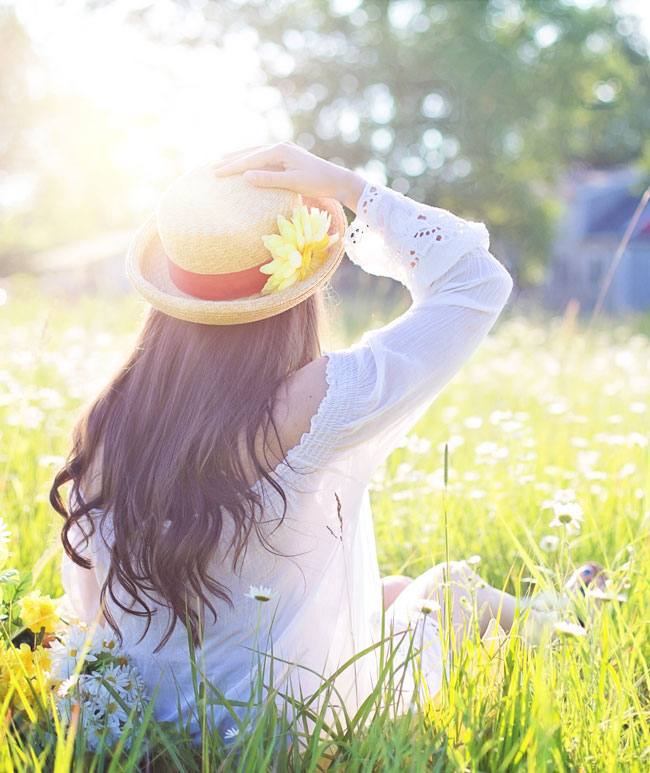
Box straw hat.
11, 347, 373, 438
126, 163, 347, 325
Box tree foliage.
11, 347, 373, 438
4, 0, 650, 279
117, 0, 650, 279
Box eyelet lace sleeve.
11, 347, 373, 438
289, 179, 513, 480
344, 181, 491, 303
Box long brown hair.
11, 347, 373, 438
50, 291, 326, 653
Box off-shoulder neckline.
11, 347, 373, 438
78, 350, 342, 526
250, 349, 338, 496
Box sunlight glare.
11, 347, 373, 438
13, 0, 276, 175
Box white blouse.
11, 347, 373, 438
61, 179, 513, 743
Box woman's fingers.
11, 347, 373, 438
212, 145, 270, 166
213, 144, 292, 177
242, 169, 298, 189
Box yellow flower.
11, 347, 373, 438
18, 589, 61, 633
33, 645, 52, 675
13, 643, 37, 678
260, 205, 338, 294
1, 642, 51, 679
0, 643, 25, 685
0, 642, 53, 715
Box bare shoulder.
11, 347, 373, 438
237, 356, 331, 485
273, 354, 330, 450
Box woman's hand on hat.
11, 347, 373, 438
211, 141, 366, 212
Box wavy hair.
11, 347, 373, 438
50, 292, 326, 653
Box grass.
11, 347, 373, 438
0, 276, 649, 771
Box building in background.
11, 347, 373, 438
546, 166, 650, 313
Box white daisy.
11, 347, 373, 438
550, 502, 584, 532
104, 696, 128, 730
244, 585, 277, 602
98, 662, 134, 699
553, 620, 587, 638
419, 601, 442, 615
56, 673, 79, 699
540, 535, 560, 552
585, 587, 627, 602
84, 723, 104, 753
48, 623, 100, 681
96, 634, 121, 657
80, 673, 108, 702
51, 622, 149, 753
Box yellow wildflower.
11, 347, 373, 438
12, 642, 37, 679
0, 642, 53, 715
18, 589, 61, 633
0, 642, 51, 680
33, 645, 53, 675
260, 205, 338, 294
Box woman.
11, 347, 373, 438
51, 142, 600, 744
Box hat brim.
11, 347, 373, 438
126, 195, 347, 325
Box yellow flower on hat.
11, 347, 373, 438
18, 589, 61, 633
260, 205, 339, 294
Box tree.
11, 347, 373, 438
102, 0, 650, 281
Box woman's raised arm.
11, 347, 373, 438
212, 141, 366, 212
216, 144, 512, 479
286, 178, 512, 480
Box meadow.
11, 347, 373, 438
1, 276, 649, 771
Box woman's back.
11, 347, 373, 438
58, 146, 512, 743
73, 351, 384, 741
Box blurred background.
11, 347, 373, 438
2, 4, 650, 758
2, 0, 650, 622
2, 0, 650, 316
